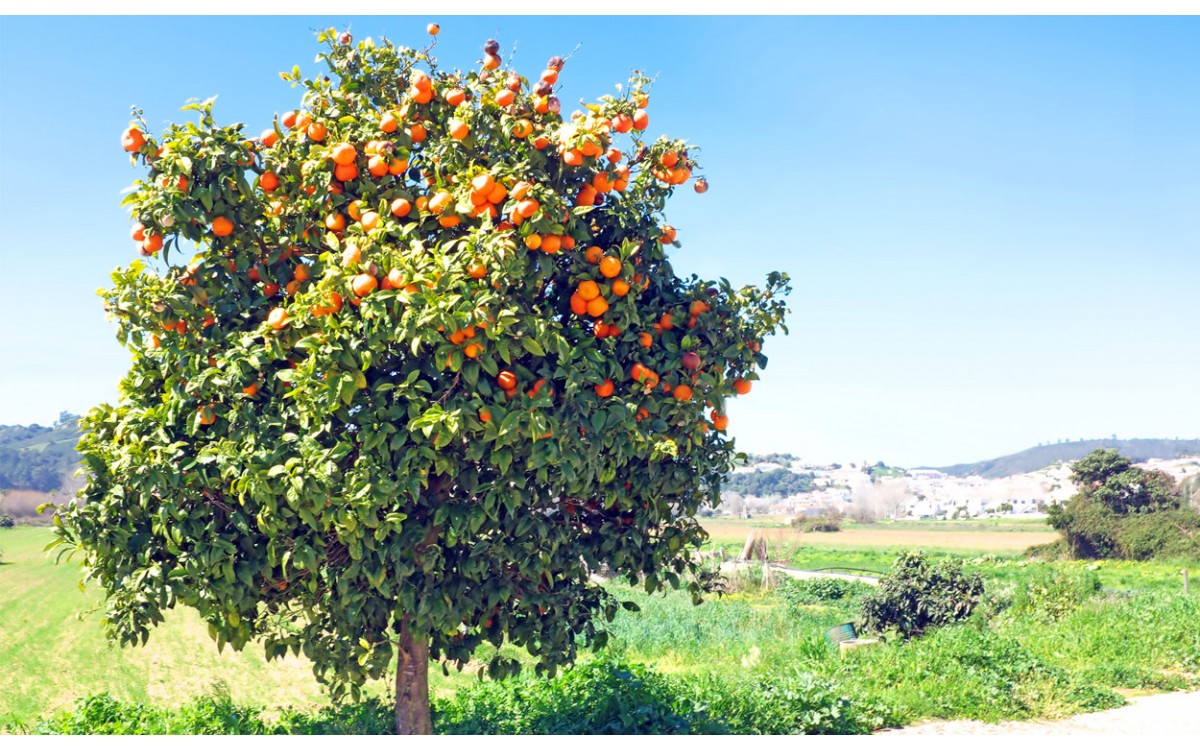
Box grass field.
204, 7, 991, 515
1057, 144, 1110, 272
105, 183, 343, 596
701, 517, 1060, 554
4, 523, 1198, 732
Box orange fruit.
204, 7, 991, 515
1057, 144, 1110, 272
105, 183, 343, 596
448, 119, 469, 140
341, 244, 362, 267
540, 235, 561, 254
585, 246, 603, 264
198, 405, 216, 426
141, 233, 163, 255
427, 23, 439, 35
496, 89, 515, 107
325, 213, 346, 232
352, 273, 378, 297
479, 407, 491, 423
360, 211, 381, 232
659, 225, 677, 244
611, 279, 631, 297
445, 88, 466, 106
334, 163, 358, 182
331, 143, 356, 166
306, 121, 328, 142
428, 191, 452, 214
242, 382, 259, 397
347, 200, 364, 221
390, 198, 412, 217
464, 342, 482, 358
577, 280, 600, 301
380, 112, 399, 133
524, 233, 542, 250
408, 123, 427, 142
512, 119, 534, 138
598, 256, 621, 279
212, 216, 234, 237
733, 378, 752, 395
121, 127, 146, 152
368, 155, 389, 177
267, 308, 288, 329
282, 111, 298, 129
638, 331, 653, 349
673, 384, 693, 402
586, 296, 609, 318
260, 171, 280, 192
467, 261, 487, 279
497, 370, 517, 391
569, 293, 588, 315
632, 109, 649, 130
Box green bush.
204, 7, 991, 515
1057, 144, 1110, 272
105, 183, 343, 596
1012, 568, 1101, 621
858, 551, 984, 638
0, 514, 14, 529
776, 577, 874, 609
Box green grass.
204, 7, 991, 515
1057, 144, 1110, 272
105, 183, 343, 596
4, 525, 1199, 732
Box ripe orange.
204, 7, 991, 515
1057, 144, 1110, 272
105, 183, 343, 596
448, 119, 469, 140
464, 342, 482, 358
598, 256, 621, 278
341, 244, 362, 267
512, 119, 534, 138
380, 112, 399, 133
483, 53, 501, 70
121, 127, 146, 152
334, 162, 358, 182
331, 142, 356, 166
577, 280, 600, 301
325, 212, 346, 232
540, 235, 561, 254
711, 411, 729, 431
306, 121, 328, 142
467, 261, 487, 279
496, 89, 515, 107
198, 405, 216, 426
659, 225, 677, 244
638, 331, 653, 349
212, 216, 234, 237
261, 129, 279, 147
689, 300, 711, 316
428, 191, 452, 214
140, 233, 163, 255
497, 370, 517, 391
360, 211, 381, 232
445, 88, 467, 106
733, 378, 752, 395
390, 198, 412, 217
632, 109, 649, 130
267, 308, 288, 329
479, 407, 491, 423
569, 293, 588, 315
242, 382, 259, 397
408, 123, 427, 142
368, 155, 389, 177
260, 171, 280, 191
673, 384, 693, 402
427, 23, 440, 35
586, 296, 609, 318
595, 379, 614, 398
523, 233, 542, 250
352, 273, 378, 297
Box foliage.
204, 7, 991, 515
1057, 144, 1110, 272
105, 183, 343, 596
1010, 568, 1101, 621
722, 468, 815, 498
826, 624, 1124, 723
0, 514, 14, 529
857, 551, 984, 638
791, 510, 842, 532
935, 438, 1200, 480
776, 577, 874, 609
1045, 448, 1199, 560
0, 414, 82, 492
49, 25, 789, 706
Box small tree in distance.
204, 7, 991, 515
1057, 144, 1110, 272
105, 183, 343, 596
52, 26, 790, 733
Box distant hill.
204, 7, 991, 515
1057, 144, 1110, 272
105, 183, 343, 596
932, 439, 1200, 479
0, 414, 83, 492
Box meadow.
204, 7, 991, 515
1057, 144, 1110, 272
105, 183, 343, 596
2, 522, 1197, 733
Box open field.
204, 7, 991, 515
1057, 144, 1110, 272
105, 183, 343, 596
4, 524, 1198, 732
701, 519, 1060, 553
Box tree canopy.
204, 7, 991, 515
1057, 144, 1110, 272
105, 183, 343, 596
51, 27, 789, 732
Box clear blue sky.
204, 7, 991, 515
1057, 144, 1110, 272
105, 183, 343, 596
1, 16, 1197, 467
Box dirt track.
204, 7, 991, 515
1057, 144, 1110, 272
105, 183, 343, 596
879, 690, 1200, 735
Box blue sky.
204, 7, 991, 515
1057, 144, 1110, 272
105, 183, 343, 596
1, 16, 1197, 466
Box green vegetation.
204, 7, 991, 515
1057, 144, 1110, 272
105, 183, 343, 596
4, 525, 1198, 733
858, 551, 984, 638
0, 413, 81, 492
1045, 448, 1200, 560
722, 468, 816, 498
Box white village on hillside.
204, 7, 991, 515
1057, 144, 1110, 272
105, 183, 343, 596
721, 454, 1200, 521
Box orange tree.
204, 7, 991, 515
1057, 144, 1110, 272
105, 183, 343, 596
52, 27, 789, 733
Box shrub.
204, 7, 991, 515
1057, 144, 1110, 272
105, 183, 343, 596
776, 577, 874, 609
792, 513, 842, 533
0, 513, 14, 528
857, 551, 984, 638
1011, 568, 1101, 621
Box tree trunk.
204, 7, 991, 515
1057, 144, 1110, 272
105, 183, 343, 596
394, 621, 432, 735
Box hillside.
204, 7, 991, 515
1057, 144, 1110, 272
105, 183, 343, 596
0, 414, 82, 492
933, 439, 1200, 479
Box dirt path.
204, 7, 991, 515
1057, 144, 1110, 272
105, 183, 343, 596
879, 690, 1200, 735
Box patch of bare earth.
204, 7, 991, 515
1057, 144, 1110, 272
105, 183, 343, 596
879, 690, 1200, 735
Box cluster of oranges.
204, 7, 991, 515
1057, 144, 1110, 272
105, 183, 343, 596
119, 27, 760, 446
